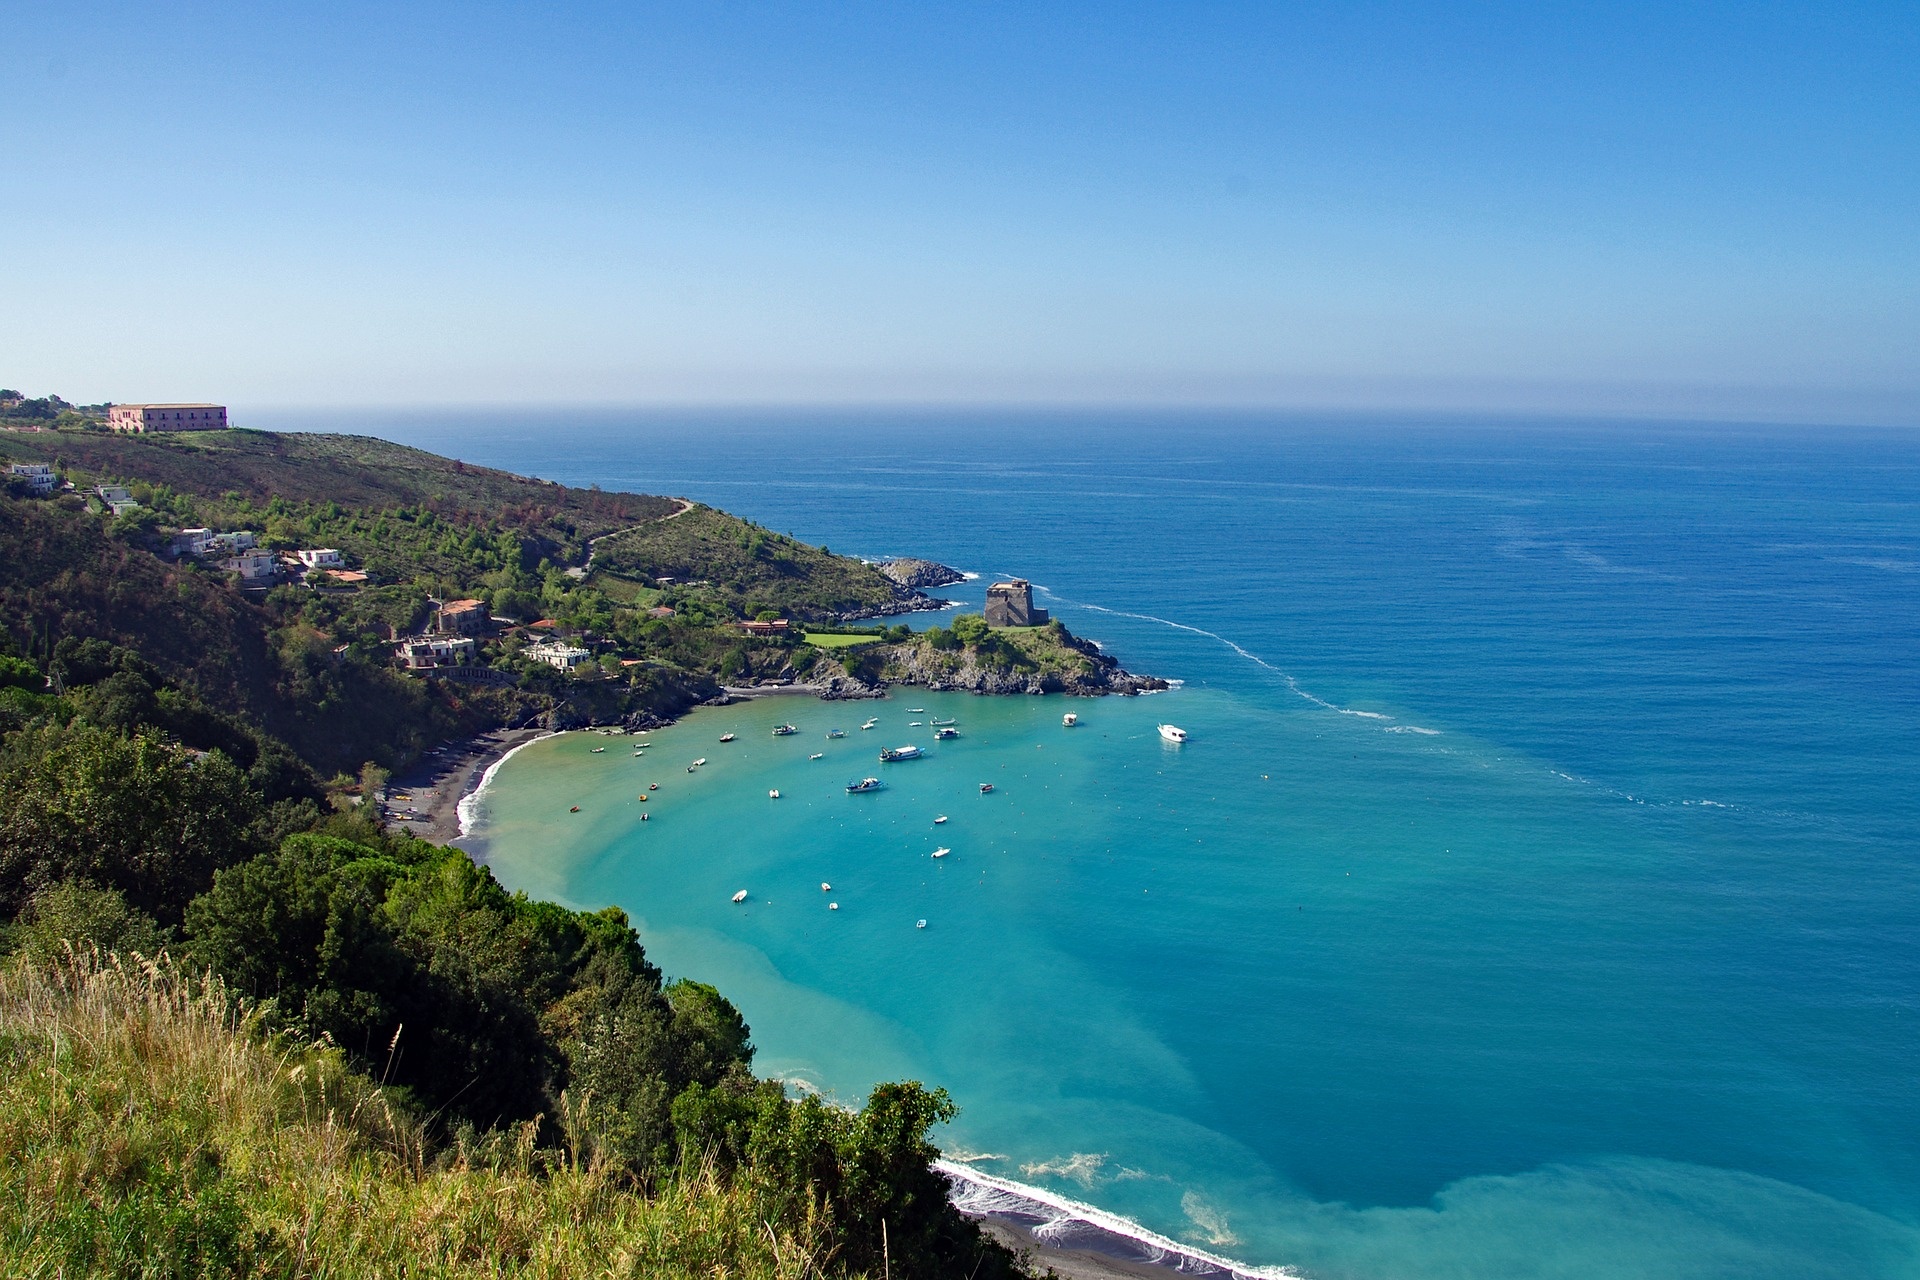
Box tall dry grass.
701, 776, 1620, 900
0, 948, 843, 1278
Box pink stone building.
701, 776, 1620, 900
108, 403, 229, 432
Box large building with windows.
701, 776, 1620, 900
108, 403, 229, 432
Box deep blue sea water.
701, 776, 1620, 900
266, 409, 1920, 1278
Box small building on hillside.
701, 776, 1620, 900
95, 485, 141, 515
647, 605, 676, 619
297, 548, 344, 569
206, 530, 256, 555
8, 463, 56, 495
984, 579, 1049, 628
525, 639, 592, 671
438, 598, 490, 635
739, 619, 790, 636
399, 637, 477, 670
221, 550, 279, 585
109, 403, 229, 433
173, 528, 215, 557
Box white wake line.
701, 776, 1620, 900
1048, 594, 1425, 731
936, 1160, 1303, 1280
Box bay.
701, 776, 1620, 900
265, 409, 1920, 1279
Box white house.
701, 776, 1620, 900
524, 639, 592, 670
220, 551, 279, 584
297, 548, 344, 569
173, 528, 215, 557
8, 463, 55, 495
399, 637, 477, 670
96, 485, 141, 516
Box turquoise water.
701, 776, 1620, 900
280, 411, 1920, 1279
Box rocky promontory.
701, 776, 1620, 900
875, 557, 969, 590
803, 619, 1169, 699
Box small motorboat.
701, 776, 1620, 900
636, 794, 647, 802
821, 882, 831, 892
809, 752, 824, 760
826, 728, 847, 739
932, 847, 950, 859
909, 721, 923, 727
846, 777, 884, 793
720, 733, 736, 742
929, 717, 957, 727
1062, 712, 1077, 727
979, 783, 994, 794
772, 724, 798, 736
915, 919, 927, 929
879, 745, 923, 762
909, 708, 925, 713
694, 757, 708, 766
861, 717, 879, 730
591, 747, 605, 753
648, 783, 658, 790
569, 805, 581, 812
633, 751, 644, 757
731, 890, 749, 903
934, 815, 948, 824
933, 727, 958, 740
1158, 724, 1188, 745
769, 789, 781, 799
640, 812, 649, 821
829, 902, 839, 910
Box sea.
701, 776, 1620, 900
264, 408, 1920, 1279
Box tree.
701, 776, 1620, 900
0, 724, 265, 925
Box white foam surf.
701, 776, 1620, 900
455, 730, 561, 838
937, 1159, 1302, 1279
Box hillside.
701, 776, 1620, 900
592, 504, 920, 620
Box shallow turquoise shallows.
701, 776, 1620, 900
322, 410, 1920, 1280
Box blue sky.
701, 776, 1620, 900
5, 2, 1917, 421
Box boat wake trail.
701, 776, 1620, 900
1043, 591, 1436, 734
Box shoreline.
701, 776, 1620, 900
940, 1163, 1292, 1280
383, 726, 553, 844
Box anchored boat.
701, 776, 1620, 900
1158, 724, 1189, 744
879, 745, 923, 762
846, 777, 885, 793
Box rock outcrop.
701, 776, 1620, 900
876, 558, 968, 591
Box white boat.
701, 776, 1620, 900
929, 717, 957, 727
590, 747, 605, 753
909, 708, 925, 713
861, 718, 878, 730
932, 847, 950, 859
909, 721, 923, 727
731, 890, 749, 903
915, 919, 927, 929
809, 752, 823, 760
934, 815, 948, 824
772, 723, 798, 736
846, 777, 884, 793
821, 882, 831, 892
829, 902, 839, 910
693, 757, 708, 766
719, 733, 735, 742
826, 729, 847, 739
1158, 724, 1188, 744
879, 745, 923, 762
768, 789, 781, 799
933, 727, 958, 740
1062, 713, 1077, 727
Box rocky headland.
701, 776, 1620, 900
876, 557, 969, 591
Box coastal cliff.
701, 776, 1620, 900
876, 557, 969, 591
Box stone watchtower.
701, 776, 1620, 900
984, 579, 1049, 627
